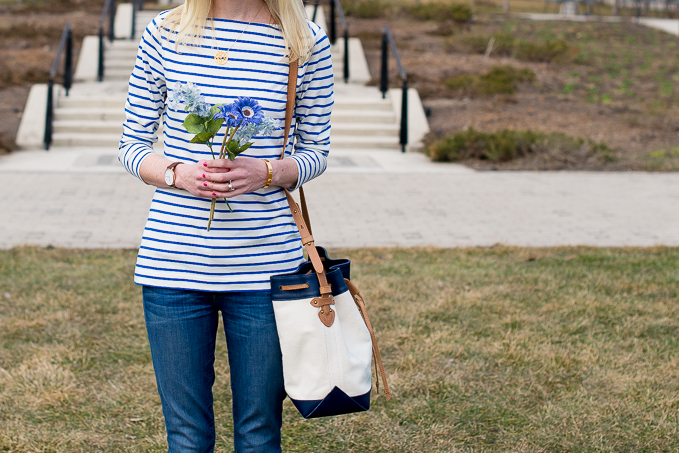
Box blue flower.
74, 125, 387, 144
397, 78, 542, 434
169, 82, 212, 119
232, 97, 264, 125
231, 117, 280, 147
213, 104, 239, 127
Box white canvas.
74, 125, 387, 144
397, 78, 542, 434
272, 289, 373, 401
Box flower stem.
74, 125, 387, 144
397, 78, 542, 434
207, 198, 216, 231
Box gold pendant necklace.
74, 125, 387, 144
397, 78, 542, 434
215, 50, 229, 65
214, 2, 264, 66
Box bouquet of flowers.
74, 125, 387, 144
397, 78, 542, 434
169, 82, 278, 231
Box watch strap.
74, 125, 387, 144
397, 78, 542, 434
167, 161, 182, 187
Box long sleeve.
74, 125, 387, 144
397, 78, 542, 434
118, 13, 167, 182
290, 23, 334, 190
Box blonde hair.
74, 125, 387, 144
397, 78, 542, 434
163, 0, 314, 63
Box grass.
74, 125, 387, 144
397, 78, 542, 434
445, 65, 536, 96
2, 246, 679, 451
449, 19, 679, 112
425, 128, 616, 165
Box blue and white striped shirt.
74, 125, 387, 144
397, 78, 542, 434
119, 11, 333, 291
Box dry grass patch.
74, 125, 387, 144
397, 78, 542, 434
1, 246, 679, 451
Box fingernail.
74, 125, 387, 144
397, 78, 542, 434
212, 192, 216, 196
202, 174, 206, 178
204, 183, 207, 186
203, 162, 207, 167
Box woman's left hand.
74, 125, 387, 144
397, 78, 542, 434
203, 157, 269, 198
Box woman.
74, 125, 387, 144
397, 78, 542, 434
117, 0, 333, 449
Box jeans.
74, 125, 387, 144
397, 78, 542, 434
142, 286, 285, 453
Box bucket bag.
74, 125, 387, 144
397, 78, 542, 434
269, 62, 391, 419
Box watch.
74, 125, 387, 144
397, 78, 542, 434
164, 162, 183, 188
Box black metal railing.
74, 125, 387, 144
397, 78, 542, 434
310, 0, 320, 22
98, 0, 116, 82
329, 0, 349, 83
131, 0, 144, 40
380, 26, 408, 153
44, 23, 73, 151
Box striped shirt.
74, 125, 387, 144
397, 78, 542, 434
118, 10, 333, 292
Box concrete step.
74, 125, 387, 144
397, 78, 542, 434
108, 40, 141, 50
331, 122, 398, 137
54, 120, 124, 134
101, 68, 133, 80
53, 118, 397, 138
54, 107, 125, 121
52, 132, 122, 147
331, 109, 394, 123
54, 107, 395, 125
334, 97, 392, 111
105, 60, 136, 70
330, 135, 399, 149
106, 50, 139, 60
58, 96, 126, 108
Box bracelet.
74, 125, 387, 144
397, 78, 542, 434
262, 159, 273, 188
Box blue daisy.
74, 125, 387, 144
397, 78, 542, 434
213, 104, 239, 128
232, 97, 264, 125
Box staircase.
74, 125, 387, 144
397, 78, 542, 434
17, 5, 428, 155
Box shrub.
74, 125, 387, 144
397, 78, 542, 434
445, 65, 535, 96
449, 33, 515, 56
449, 3, 474, 23
427, 128, 540, 162
407, 2, 473, 23
342, 0, 388, 18
426, 129, 615, 164
515, 39, 574, 63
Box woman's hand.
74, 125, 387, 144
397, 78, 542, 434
191, 157, 269, 199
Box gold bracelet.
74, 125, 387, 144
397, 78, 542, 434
262, 159, 273, 188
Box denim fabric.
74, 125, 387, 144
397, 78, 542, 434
142, 286, 285, 453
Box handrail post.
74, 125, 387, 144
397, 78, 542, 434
64, 27, 73, 95
108, 0, 116, 42
329, 0, 336, 44
380, 31, 388, 99
131, 0, 137, 40
312, 1, 319, 22
343, 28, 349, 83
98, 26, 105, 81
400, 79, 408, 153
44, 80, 54, 151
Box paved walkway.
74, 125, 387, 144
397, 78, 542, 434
2, 148, 679, 248
4, 11, 679, 249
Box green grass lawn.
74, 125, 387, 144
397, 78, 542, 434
1, 246, 679, 452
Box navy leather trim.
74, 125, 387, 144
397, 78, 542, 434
271, 247, 351, 300
291, 387, 371, 419
316, 247, 351, 280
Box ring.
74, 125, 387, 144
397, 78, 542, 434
228, 180, 234, 192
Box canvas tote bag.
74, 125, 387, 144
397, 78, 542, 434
270, 62, 391, 419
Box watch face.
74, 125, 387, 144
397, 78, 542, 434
164, 168, 174, 186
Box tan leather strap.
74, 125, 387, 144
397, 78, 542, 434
281, 61, 298, 159
281, 63, 390, 396
345, 279, 391, 400
280, 61, 313, 236
281, 61, 333, 326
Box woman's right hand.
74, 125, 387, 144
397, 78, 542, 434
175, 161, 230, 199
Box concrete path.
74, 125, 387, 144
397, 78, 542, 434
2, 151, 679, 248
3, 8, 679, 249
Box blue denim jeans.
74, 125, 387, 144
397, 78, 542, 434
142, 286, 285, 453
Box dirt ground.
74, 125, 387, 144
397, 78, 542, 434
0, 0, 101, 153
352, 15, 679, 170
2, 1, 679, 170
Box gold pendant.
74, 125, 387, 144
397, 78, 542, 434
214, 50, 229, 65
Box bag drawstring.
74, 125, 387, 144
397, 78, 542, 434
345, 279, 392, 400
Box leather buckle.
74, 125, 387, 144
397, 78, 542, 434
310, 295, 335, 327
